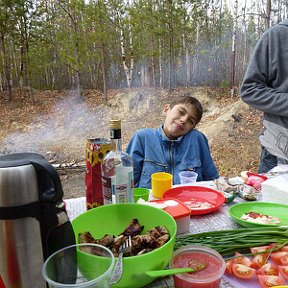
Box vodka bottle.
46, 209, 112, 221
101, 119, 134, 204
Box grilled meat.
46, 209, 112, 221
95, 233, 114, 247
78, 231, 96, 244
78, 219, 169, 257
155, 234, 170, 247
147, 226, 169, 239
120, 218, 144, 237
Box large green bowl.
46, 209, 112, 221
72, 203, 177, 288
228, 202, 288, 228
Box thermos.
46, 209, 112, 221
0, 153, 76, 287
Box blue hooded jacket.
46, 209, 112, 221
126, 126, 219, 188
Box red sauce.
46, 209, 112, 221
172, 251, 223, 288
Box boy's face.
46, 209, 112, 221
162, 103, 198, 140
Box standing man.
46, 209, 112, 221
240, 19, 288, 173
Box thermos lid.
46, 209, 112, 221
0, 153, 44, 168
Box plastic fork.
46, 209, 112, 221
109, 236, 132, 284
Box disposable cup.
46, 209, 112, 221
151, 172, 172, 198
42, 243, 114, 288
134, 188, 150, 202
179, 171, 198, 184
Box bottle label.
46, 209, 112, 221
115, 184, 128, 203
102, 163, 134, 204
102, 176, 113, 204
114, 167, 134, 204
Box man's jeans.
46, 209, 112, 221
258, 146, 277, 174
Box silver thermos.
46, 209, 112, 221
0, 153, 76, 288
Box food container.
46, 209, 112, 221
85, 138, 111, 209
150, 198, 191, 235
261, 174, 288, 204
170, 245, 226, 288
72, 203, 177, 288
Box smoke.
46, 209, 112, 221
1, 94, 111, 160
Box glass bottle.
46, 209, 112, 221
101, 119, 134, 204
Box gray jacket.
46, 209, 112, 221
240, 19, 288, 161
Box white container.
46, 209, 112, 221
150, 198, 191, 235
261, 174, 288, 204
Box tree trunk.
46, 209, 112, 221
101, 42, 107, 101
168, 0, 173, 91
119, 7, 134, 89
230, 0, 238, 97
158, 37, 163, 89
0, 35, 12, 101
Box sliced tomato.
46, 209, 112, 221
280, 254, 288, 265
269, 243, 284, 251
251, 253, 268, 269
257, 275, 285, 288
232, 263, 256, 280
250, 245, 271, 254
280, 245, 288, 252
256, 263, 279, 276
279, 265, 288, 279
233, 252, 253, 267
270, 251, 288, 265
225, 259, 234, 274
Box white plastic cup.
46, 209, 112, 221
179, 171, 198, 184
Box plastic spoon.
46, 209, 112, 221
145, 268, 194, 278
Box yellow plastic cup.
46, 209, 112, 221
134, 188, 150, 203
151, 172, 173, 199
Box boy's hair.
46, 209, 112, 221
170, 95, 203, 123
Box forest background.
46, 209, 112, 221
0, 0, 286, 194
0, 0, 286, 100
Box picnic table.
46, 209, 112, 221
65, 181, 243, 288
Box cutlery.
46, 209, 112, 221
109, 236, 132, 284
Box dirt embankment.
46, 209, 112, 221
0, 87, 262, 199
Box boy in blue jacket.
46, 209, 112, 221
126, 95, 219, 188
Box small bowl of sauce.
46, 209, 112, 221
170, 245, 226, 288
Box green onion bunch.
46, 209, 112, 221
175, 226, 288, 257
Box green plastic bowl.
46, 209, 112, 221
72, 203, 177, 288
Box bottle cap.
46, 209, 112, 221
110, 119, 121, 129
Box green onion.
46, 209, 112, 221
174, 226, 288, 257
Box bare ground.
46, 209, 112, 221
0, 87, 262, 199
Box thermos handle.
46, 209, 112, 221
29, 158, 64, 201
29, 158, 76, 262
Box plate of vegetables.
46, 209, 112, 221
228, 202, 288, 228
224, 244, 288, 288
